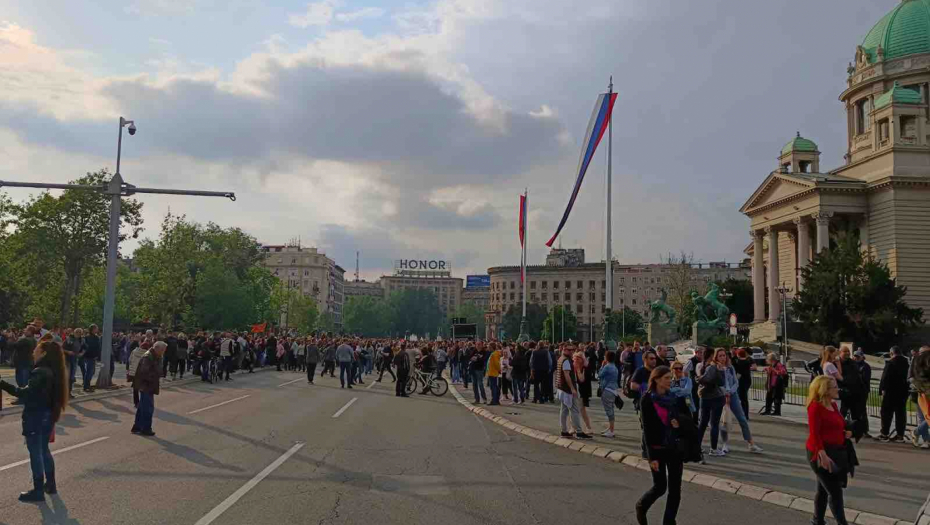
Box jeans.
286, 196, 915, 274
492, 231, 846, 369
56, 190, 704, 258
559, 392, 583, 433
436, 361, 446, 379
471, 370, 487, 402
451, 362, 460, 383
488, 376, 501, 404
698, 395, 726, 450
738, 383, 751, 421
15, 365, 31, 388
133, 391, 155, 432
339, 362, 352, 387
462, 363, 471, 387
840, 392, 869, 435
354, 361, 364, 383
809, 457, 849, 525
880, 394, 907, 438
513, 377, 527, 403
915, 402, 929, 442
25, 431, 55, 483
601, 391, 616, 423
67, 357, 77, 394
307, 362, 318, 382
723, 394, 753, 443
636, 455, 683, 525
82, 358, 96, 389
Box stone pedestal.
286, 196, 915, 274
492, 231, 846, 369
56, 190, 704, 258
692, 322, 718, 347
647, 323, 679, 346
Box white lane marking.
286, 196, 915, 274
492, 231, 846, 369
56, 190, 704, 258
366, 381, 377, 390
277, 378, 304, 387
188, 395, 251, 415
0, 436, 110, 472
332, 397, 358, 418
193, 442, 305, 525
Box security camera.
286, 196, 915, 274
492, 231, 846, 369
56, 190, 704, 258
127, 123, 137, 135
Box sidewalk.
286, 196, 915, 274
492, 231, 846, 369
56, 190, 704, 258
453, 382, 927, 522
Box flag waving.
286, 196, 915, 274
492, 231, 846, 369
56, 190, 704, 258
518, 192, 527, 282
545, 91, 617, 247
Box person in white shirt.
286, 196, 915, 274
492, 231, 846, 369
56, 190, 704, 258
219, 333, 234, 381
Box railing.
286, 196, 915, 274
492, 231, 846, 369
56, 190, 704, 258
749, 371, 919, 427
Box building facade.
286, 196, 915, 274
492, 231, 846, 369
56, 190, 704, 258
260, 244, 345, 329
486, 249, 749, 341
344, 280, 385, 299
380, 262, 463, 318
742, 2, 930, 341
461, 286, 490, 311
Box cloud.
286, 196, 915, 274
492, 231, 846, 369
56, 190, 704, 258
288, 1, 337, 28
336, 7, 385, 22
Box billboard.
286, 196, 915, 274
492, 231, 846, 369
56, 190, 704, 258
466, 275, 490, 288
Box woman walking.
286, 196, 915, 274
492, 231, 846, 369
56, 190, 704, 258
573, 346, 594, 434
697, 348, 727, 457
0, 340, 69, 501
598, 350, 620, 437
720, 351, 764, 454
635, 366, 684, 525
732, 348, 755, 419
806, 375, 855, 525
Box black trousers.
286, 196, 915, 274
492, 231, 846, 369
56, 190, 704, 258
223, 356, 232, 380
840, 392, 869, 434
396, 371, 408, 396
880, 394, 907, 437
378, 361, 395, 381
764, 388, 783, 414
808, 459, 849, 525
531, 371, 549, 402
636, 455, 683, 525
307, 362, 317, 382
324, 360, 336, 377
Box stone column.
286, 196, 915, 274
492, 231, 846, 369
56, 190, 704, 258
752, 230, 765, 322
813, 211, 833, 254
794, 217, 811, 290
766, 227, 781, 322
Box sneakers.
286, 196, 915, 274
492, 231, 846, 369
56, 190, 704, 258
721, 444, 730, 454
877, 434, 890, 442
574, 432, 593, 440
561, 432, 574, 438
911, 432, 921, 447
889, 435, 904, 443
709, 449, 726, 457
748, 443, 764, 454
601, 430, 615, 438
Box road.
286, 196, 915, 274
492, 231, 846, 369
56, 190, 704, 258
0, 369, 824, 525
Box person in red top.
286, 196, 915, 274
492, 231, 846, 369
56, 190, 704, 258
806, 375, 853, 525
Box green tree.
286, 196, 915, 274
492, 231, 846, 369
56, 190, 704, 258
793, 232, 924, 350
14, 170, 143, 326
386, 288, 444, 338
76, 264, 137, 328
605, 307, 646, 338
716, 277, 753, 324
501, 303, 547, 340
451, 302, 486, 340
344, 296, 391, 337
541, 305, 578, 342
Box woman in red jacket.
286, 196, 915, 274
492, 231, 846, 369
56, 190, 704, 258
806, 375, 853, 525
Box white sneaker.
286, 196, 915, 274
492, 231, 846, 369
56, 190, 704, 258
601, 430, 615, 438
911, 432, 920, 447
721, 444, 730, 454
748, 443, 764, 454
709, 449, 726, 457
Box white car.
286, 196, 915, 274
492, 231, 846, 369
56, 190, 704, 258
676, 347, 696, 364
750, 347, 766, 365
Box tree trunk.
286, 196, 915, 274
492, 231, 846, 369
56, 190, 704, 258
70, 269, 84, 326
58, 262, 79, 327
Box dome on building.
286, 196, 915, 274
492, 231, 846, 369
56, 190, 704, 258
862, 0, 930, 63
781, 132, 818, 156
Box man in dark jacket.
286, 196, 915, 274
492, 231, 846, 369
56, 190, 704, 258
530, 341, 551, 403
12, 326, 37, 396
82, 325, 102, 391
879, 346, 911, 442
839, 347, 867, 433
132, 341, 165, 436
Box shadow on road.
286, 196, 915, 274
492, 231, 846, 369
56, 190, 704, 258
39, 495, 81, 525
69, 404, 118, 423
149, 436, 244, 472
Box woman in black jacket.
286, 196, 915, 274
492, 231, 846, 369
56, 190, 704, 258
636, 365, 683, 525
0, 340, 69, 502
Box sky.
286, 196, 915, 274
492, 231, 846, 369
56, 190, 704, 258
0, 0, 893, 281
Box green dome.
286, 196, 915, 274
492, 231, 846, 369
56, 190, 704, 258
862, 0, 930, 63
782, 133, 818, 156
874, 81, 923, 108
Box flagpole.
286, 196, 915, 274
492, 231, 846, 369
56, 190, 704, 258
519, 189, 529, 341
604, 76, 614, 346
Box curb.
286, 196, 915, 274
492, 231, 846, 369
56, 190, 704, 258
448, 384, 912, 525
0, 367, 274, 417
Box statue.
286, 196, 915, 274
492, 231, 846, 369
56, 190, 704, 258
691, 283, 730, 331
649, 289, 676, 326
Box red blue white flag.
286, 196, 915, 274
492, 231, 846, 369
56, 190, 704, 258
545, 91, 617, 247
519, 193, 527, 282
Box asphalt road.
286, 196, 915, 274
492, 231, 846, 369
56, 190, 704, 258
0, 369, 817, 525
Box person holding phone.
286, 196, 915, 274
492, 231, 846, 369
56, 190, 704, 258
806, 375, 854, 525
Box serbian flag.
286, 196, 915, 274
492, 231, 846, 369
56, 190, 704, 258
518, 193, 527, 282
546, 91, 618, 247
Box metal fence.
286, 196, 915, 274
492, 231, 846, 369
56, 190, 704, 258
749, 371, 919, 428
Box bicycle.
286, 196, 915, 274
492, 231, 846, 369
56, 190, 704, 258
208, 356, 218, 384
405, 367, 449, 397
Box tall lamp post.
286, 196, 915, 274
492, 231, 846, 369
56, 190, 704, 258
775, 282, 790, 362
0, 116, 237, 388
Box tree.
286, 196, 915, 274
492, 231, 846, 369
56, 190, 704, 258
501, 303, 548, 340
76, 264, 137, 328
344, 296, 390, 337
386, 288, 444, 338
793, 232, 924, 350
714, 277, 753, 324
605, 307, 646, 338
14, 170, 143, 325
541, 305, 578, 342
661, 251, 708, 336
452, 302, 487, 340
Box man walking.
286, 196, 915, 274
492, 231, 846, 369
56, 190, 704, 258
377, 343, 396, 382
556, 344, 590, 439
879, 346, 911, 442
306, 338, 320, 384
336, 339, 355, 388
323, 340, 337, 377
82, 324, 101, 391
132, 341, 165, 436
469, 343, 488, 404
530, 342, 551, 403
394, 345, 411, 397
838, 346, 868, 434
219, 333, 234, 381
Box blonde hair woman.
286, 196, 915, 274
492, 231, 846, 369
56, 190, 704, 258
805, 375, 854, 525
820, 346, 842, 381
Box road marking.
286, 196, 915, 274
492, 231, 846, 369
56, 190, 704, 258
0, 436, 110, 472
194, 442, 305, 525
332, 397, 358, 418
188, 395, 251, 414
277, 378, 304, 387
366, 381, 377, 390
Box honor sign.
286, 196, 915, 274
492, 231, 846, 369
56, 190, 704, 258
395, 259, 450, 271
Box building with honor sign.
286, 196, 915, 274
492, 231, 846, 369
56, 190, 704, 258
380, 259, 463, 317
742, 1, 930, 342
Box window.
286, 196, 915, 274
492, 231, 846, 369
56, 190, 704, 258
510, 281, 515, 290
856, 98, 871, 134
553, 293, 560, 301
542, 293, 548, 301
576, 304, 583, 313
304, 270, 309, 276
541, 281, 548, 290
589, 292, 595, 301
632, 288, 637, 295
620, 288, 625, 295
632, 277, 638, 283
565, 281, 571, 289
590, 305, 595, 313
602, 305, 606, 313
589, 280, 595, 288
632, 299, 637, 305
510, 293, 515, 300
601, 293, 606, 301
601, 280, 606, 288
553, 281, 559, 289
291, 258, 297, 264
656, 278, 661, 284
530, 281, 536, 290
901, 115, 917, 138
577, 280, 583, 288
530, 293, 537, 301
277, 257, 283, 264
620, 277, 625, 284
619, 298, 624, 305
576, 292, 583, 301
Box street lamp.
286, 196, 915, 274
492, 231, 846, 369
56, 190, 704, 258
775, 282, 790, 362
